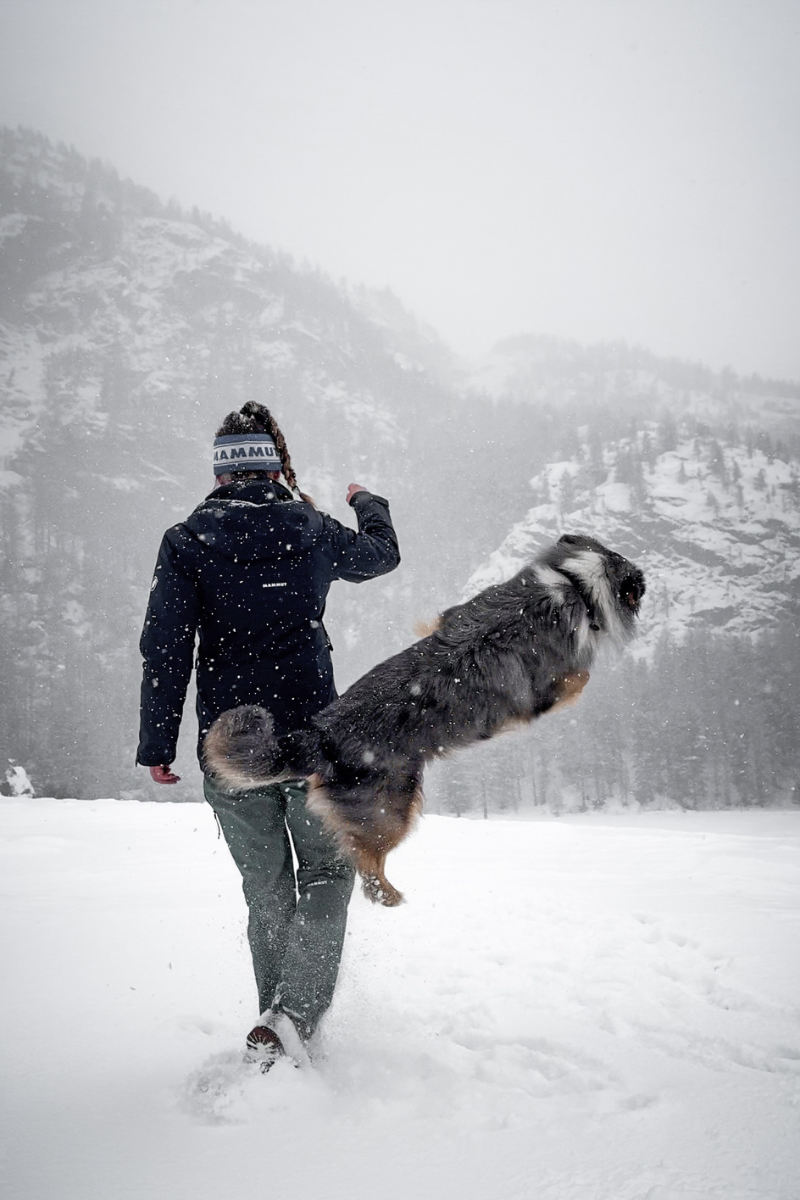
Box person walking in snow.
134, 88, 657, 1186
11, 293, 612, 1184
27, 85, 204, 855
137, 401, 400, 1065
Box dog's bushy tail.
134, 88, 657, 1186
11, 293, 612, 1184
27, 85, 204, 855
203, 705, 319, 791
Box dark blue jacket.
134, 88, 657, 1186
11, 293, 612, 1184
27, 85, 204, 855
137, 479, 400, 767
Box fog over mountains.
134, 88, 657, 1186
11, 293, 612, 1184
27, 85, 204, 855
1, 127, 798, 808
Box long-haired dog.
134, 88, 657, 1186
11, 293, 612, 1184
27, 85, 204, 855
203, 534, 645, 905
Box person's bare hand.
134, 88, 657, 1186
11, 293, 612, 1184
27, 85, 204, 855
346, 483, 367, 504
149, 764, 181, 784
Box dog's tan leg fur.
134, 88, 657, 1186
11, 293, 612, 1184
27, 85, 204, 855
305, 775, 422, 906
413, 615, 442, 638
549, 670, 591, 713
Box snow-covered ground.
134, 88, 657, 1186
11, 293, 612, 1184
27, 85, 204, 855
2, 798, 799, 1200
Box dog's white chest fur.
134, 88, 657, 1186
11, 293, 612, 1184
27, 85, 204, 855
558, 549, 627, 646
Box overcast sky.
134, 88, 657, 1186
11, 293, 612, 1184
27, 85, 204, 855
1, 0, 798, 379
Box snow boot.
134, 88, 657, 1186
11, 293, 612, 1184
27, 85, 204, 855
244, 1023, 285, 1073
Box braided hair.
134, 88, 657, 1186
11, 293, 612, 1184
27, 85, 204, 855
215, 402, 314, 505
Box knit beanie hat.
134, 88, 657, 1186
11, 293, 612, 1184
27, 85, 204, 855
212, 433, 280, 476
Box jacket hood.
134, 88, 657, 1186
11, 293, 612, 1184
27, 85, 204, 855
183, 479, 323, 562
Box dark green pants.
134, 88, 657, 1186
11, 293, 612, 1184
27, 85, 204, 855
203, 775, 355, 1041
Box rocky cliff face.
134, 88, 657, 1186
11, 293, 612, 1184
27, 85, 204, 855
2, 128, 798, 806
467, 425, 800, 649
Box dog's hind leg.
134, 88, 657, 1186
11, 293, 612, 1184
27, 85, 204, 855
306, 777, 423, 907
359, 854, 405, 907
355, 782, 424, 906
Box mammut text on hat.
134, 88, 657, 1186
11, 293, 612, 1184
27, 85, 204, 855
213, 434, 281, 475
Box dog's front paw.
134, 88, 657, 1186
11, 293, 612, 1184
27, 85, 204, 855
361, 873, 405, 907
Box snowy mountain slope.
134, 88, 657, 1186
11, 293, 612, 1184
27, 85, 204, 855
0, 132, 408, 491
467, 430, 800, 648
1, 126, 799, 806
427, 415, 800, 815
0, 128, 476, 796
2, 798, 799, 1200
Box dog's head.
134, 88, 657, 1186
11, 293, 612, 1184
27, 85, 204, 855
548, 533, 646, 641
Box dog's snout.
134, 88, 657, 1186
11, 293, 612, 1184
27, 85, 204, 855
620, 573, 645, 610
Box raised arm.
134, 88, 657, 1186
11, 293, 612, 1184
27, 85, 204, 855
322, 485, 401, 583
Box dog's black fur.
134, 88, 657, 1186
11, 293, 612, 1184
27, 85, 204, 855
203, 534, 645, 905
